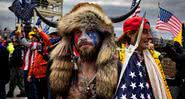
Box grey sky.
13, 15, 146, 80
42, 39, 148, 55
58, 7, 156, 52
0, 0, 184, 39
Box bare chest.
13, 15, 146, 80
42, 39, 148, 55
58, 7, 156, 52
67, 72, 96, 99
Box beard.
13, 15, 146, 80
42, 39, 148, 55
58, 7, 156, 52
78, 46, 98, 62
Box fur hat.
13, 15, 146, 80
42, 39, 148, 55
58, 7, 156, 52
50, 2, 118, 98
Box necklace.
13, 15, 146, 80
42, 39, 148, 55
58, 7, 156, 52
77, 66, 96, 99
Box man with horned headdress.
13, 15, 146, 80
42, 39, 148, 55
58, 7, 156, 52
49, 3, 118, 99
45, 2, 143, 98
34, 0, 141, 98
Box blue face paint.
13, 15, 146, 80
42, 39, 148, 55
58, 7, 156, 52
75, 30, 100, 48
86, 31, 100, 47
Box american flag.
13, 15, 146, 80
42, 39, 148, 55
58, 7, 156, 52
115, 53, 154, 99
131, 0, 141, 17
36, 18, 42, 27
156, 7, 182, 37
9, 0, 36, 21
43, 24, 50, 34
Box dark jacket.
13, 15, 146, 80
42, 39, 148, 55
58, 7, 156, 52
10, 45, 23, 67
0, 44, 10, 82
164, 43, 185, 86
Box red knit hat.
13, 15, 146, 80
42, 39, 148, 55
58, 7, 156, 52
118, 17, 150, 41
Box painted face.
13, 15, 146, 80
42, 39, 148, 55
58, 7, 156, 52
74, 30, 101, 57
74, 30, 100, 49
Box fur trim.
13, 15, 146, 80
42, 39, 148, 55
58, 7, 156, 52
58, 3, 113, 36
50, 36, 73, 94
50, 37, 71, 59
96, 60, 118, 98
49, 59, 73, 94
96, 34, 116, 66
50, 2, 117, 98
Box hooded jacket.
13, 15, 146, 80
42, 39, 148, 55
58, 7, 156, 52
50, 2, 118, 99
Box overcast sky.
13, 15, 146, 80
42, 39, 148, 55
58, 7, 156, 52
63, 0, 185, 21
0, 0, 184, 39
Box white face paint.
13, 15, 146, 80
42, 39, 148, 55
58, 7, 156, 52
73, 29, 102, 61
74, 30, 101, 50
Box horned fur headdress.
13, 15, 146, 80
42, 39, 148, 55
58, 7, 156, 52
48, 2, 140, 98
49, 2, 118, 98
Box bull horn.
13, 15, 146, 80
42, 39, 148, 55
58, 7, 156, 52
34, 8, 58, 28
110, 0, 141, 23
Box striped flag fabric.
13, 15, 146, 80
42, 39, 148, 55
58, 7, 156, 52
131, 0, 141, 17
156, 7, 182, 37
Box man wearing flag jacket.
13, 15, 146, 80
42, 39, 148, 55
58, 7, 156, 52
27, 27, 51, 99
17, 28, 40, 99
116, 16, 172, 99
18, 27, 51, 99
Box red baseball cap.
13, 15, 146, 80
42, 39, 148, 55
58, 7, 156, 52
118, 16, 150, 41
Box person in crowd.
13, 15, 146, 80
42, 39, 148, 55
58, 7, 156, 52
115, 16, 172, 99
49, 2, 119, 99
6, 40, 14, 56
6, 38, 25, 97
28, 27, 37, 39
48, 31, 60, 45
47, 31, 61, 99
17, 27, 41, 99
27, 27, 51, 99
0, 35, 10, 99
164, 41, 185, 99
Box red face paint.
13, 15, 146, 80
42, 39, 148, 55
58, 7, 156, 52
74, 30, 82, 45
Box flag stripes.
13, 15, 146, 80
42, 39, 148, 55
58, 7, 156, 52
132, 6, 141, 17
131, 0, 141, 17
156, 7, 182, 37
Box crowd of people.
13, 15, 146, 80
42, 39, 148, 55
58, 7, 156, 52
0, 25, 60, 99
0, 2, 185, 99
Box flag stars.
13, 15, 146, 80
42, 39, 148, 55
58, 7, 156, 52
136, 61, 142, 67
121, 84, 127, 91
139, 71, 143, 78
115, 54, 155, 99
147, 94, 151, 99
120, 94, 127, 99
146, 82, 150, 89
130, 82, 136, 90
129, 71, 136, 78
140, 93, 145, 99
130, 94, 137, 99
139, 82, 144, 90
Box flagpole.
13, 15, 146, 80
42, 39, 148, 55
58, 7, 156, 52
156, 2, 161, 40
115, 12, 146, 95
157, 2, 160, 17
158, 2, 160, 8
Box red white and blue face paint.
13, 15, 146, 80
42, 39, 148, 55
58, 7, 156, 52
74, 30, 100, 48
